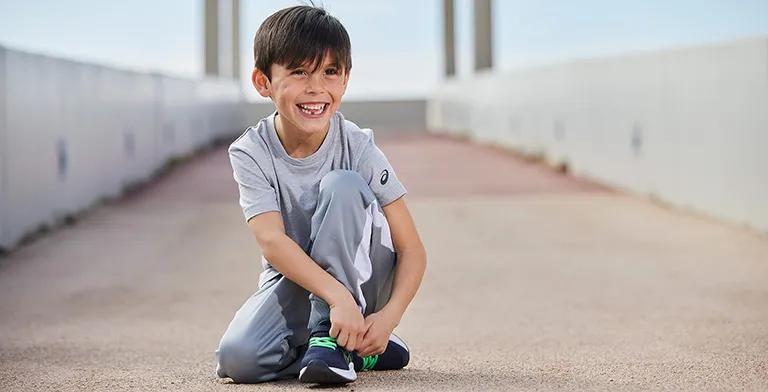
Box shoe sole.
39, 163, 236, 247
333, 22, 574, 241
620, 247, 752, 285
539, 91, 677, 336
390, 333, 408, 351
299, 360, 356, 384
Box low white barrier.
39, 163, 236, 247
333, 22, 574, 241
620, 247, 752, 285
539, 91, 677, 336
427, 36, 768, 234
0, 46, 246, 251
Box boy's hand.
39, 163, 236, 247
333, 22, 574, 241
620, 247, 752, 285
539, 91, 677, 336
356, 309, 400, 358
329, 299, 365, 352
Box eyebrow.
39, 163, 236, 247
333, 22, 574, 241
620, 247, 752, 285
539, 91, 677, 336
289, 62, 342, 71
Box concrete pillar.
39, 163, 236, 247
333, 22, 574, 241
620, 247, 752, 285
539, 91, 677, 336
205, 0, 240, 80
231, 0, 240, 81
204, 0, 219, 76
473, 0, 492, 71
443, 0, 456, 78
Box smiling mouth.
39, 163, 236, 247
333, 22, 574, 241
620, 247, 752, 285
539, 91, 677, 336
297, 103, 328, 117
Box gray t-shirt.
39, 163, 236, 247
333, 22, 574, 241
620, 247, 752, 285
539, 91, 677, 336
228, 110, 406, 258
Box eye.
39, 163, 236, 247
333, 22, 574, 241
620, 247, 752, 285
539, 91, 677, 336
291, 69, 307, 76
325, 68, 339, 76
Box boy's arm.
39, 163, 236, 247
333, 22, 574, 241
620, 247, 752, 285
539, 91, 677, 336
379, 197, 427, 319
357, 196, 426, 357
247, 211, 366, 350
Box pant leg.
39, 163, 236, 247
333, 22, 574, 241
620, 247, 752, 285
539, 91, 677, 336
307, 170, 397, 328
216, 169, 397, 382
215, 268, 310, 383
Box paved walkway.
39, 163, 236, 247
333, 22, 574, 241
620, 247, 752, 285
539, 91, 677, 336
1, 133, 767, 391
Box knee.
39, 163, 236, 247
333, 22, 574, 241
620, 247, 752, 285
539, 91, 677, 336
216, 335, 283, 384
319, 170, 369, 202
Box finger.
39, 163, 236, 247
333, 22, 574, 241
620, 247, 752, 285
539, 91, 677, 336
364, 316, 375, 330
362, 322, 376, 340
359, 330, 372, 346
355, 338, 369, 356
356, 330, 369, 351
364, 336, 384, 356
337, 331, 348, 348
357, 344, 374, 358
329, 323, 339, 339
356, 317, 367, 335
353, 324, 365, 344
346, 334, 357, 351
358, 330, 368, 347
359, 335, 380, 357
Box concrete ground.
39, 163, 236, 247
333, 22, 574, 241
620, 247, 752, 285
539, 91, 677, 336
1, 133, 767, 391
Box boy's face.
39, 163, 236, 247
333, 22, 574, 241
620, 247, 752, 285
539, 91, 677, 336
253, 53, 350, 136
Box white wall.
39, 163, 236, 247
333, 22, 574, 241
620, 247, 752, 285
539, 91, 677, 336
0, 47, 6, 248
0, 46, 246, 251
0, 45, 428, 252
428, 36, 768, 234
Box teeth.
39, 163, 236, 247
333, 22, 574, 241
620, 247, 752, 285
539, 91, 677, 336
298, 103, 326, 115
299, 103, 325, 110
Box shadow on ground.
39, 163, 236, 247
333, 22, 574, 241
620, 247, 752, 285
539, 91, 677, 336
215, 368, 558, 391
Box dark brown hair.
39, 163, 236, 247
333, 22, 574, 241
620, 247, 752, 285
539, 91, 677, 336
253, 5, 352, 80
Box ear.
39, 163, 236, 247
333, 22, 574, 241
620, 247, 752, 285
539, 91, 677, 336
252, 68, 271, 98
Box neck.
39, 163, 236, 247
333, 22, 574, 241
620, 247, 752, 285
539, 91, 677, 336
274, 114, 330, 159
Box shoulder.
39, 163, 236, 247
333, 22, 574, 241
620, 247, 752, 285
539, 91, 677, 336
228, 117, 271, 157
335, 111, 376, 153
227, 117, 276, 177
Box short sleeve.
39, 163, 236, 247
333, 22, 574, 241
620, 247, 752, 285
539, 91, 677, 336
229, 146, 279, 221
356, 140, 407, 206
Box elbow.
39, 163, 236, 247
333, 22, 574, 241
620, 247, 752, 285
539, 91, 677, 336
403, 242, 427, 269
414, 242, 426, 261
411, 244, 427, 278
257, 233, 284, 261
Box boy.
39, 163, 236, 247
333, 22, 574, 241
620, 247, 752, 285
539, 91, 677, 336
214, 4, 427, 385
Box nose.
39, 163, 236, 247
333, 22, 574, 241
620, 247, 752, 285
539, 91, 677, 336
305, 72, 323, 94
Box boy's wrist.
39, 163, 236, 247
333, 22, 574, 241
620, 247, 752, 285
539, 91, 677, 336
380, 302, 405, 325
324, 282, 356, 309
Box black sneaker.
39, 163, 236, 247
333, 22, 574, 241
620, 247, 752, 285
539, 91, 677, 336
298, 323, 356, 384
353, 333, 410, 372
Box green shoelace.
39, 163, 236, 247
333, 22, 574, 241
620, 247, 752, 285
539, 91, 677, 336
309, 336, 338, 350
361, 354, 379, 371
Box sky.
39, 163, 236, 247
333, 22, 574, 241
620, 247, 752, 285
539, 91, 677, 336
1, 0, 768, 101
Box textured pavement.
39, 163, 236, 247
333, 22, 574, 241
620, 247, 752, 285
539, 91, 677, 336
1, 133, 767, 391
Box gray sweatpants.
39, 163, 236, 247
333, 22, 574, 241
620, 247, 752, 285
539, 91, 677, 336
215, 170, 397, 383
